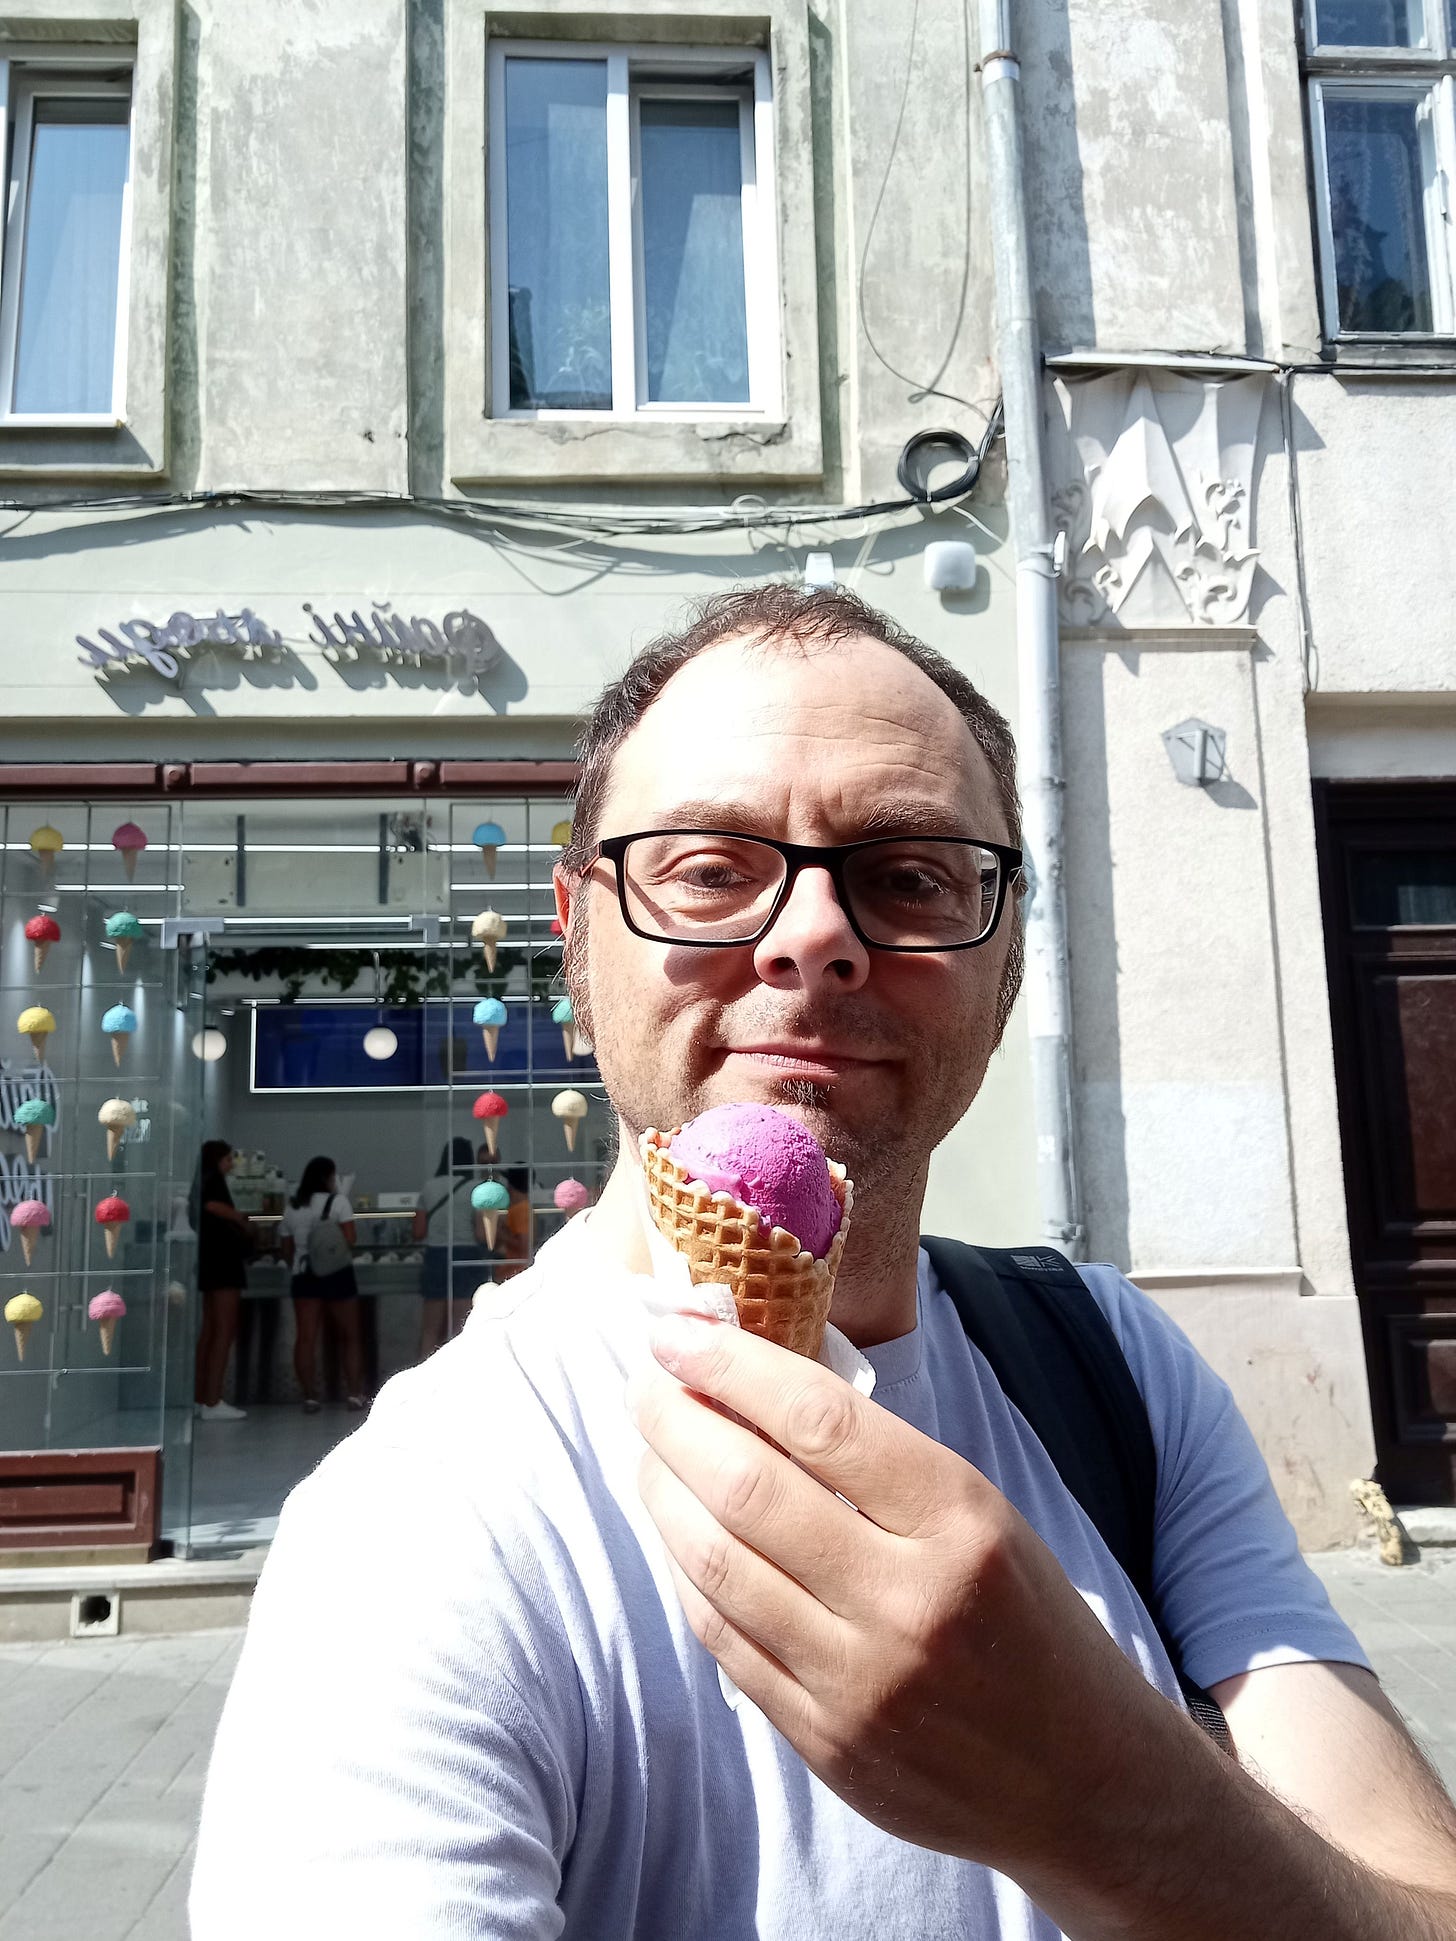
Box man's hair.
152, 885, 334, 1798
560, 582, 1025, 1037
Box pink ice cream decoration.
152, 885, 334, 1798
668, 1103, 843, 1258
553, 1178, 591, 1214
89, 1290, 127, 1321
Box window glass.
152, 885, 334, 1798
1324, 94, 1435, 331
1312, 0, 1425, 45
639, 97, 750, 405
1350, 849, 1456, 926
504, 58, 611, 410
12, 101, 130, 414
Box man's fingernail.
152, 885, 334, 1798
650, 1312, 713, 1372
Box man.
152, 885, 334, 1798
192, 585, 1456, 1938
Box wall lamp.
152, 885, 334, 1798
1161, 718, 1227, 788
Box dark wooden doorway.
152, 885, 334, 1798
1315, 781, 1456, 1505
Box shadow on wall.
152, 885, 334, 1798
1019, 0, 1096, 351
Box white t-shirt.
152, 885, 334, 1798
190, 1218, 1367, 1940
277, 1191, 354, 1255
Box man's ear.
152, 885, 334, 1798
552, 864, 574, 933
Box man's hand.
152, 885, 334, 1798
629, 1312, 1456, 1941
627, 1309, 1180, 1877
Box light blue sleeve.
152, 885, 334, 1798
1076, 1265, 1371, 1694
189, 1427, 583, 1939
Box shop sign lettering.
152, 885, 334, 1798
304, 603, 502, 678
77, 602, 503, 681
78, 610, 284, 679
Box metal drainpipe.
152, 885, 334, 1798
976, 0, 1084, 1257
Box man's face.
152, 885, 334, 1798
558, 633, 1016, 1204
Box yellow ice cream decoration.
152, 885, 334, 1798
17, 1006, 56, 1060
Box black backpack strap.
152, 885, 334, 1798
922, 1236, 1232, 1752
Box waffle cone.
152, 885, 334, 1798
122, 851, 138, 882
482, 1026, 499, 1061
98, 1318, 118, 1356
106, 1128, 124, 1161
482, 942, 497, 972
29, 1032, 47, 1059
115, 939, 133, 974
479, 846, 497, 878
103, 1226, 120, 1259
12, 1321, 32, 1361
20, 1231, 38, 1266
639, 1128, 853, 1361
33, 941, 50, 974
23, 1126, 43, 1165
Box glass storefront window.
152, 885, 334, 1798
0, 793, 600, 1557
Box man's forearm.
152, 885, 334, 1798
1015, 1703, 1456, 1941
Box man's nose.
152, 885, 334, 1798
751, 865, 871, 992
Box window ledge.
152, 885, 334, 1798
453, 414, 814, 485
1314, 338, 1456, 374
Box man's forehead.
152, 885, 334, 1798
599, 630, 1007, 838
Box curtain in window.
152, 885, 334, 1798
1325, 95, 1434, 331
1313, 0, 1422, 46
504, 59, 611, 410
13, 112, 130, 414
639, 98, 750, 406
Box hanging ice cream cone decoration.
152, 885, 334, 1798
473, 997, 506, 1062
472, 820, 505, 879
5, 1294, 42, 1361
29, 825, 63, 882
99, 1097, 138, 1160
112, 822, 147, 882
95, 1195, 130, 1259
89, 1292, 126, 1356
102, 1004, 137, 1066
471, 908, 506, 971
472, 1180, 509, 1248
24, 914, 60, 974
15, 1098, 55, 1162
18, 1007, 56, 1063
551, 819, 573, 849
472, 1090, 509, 1158
12, 1202, 48, 1267
105, 912, 144, 972
552, 1089, 588, 1153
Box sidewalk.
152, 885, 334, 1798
0, 1550, 1451, 1939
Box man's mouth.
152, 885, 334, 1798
722, 1044, 883, 1084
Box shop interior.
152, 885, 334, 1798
0, 796, 606, 1556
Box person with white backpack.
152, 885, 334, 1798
278, 1155, 367, 1414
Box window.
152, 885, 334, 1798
1305, 1, 1456, 338
0, 61, 134, 422
488, 42, 780, 419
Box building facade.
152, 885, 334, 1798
0, 0, 1448, 1553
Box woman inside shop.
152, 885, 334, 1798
278, 1154, 367, 1413
194, 1140, 254, 1422
412, 1136, 487, 1359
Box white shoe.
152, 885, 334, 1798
197, 1401, 247, 1422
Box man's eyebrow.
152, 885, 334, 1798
643, 799, 973, 838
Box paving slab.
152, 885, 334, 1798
0, 1550, 1449, 1937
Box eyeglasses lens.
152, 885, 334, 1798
620, 835, 1000, 948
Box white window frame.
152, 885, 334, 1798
486, 39, 782, 422
0, 57, 135, 427
1305, 0, 1456, 339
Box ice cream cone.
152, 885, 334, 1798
23, 1126, 43, 1165
12, 1321, 32, 1360
19, 1232, 37, 1267
104, 1227, 119, 1259
562, 1121, 578, 1153
639, 1128, 853, 1361
481, 1211, 500, 1247
106, 1127, 124, 1161
561, 1026, 575, 1060
29, 1032, 47, 1059
482, 1025, 500, 1061
98, 1318, 118, 1356
110, 1034, 125, 1066
122, 851, 138, 882
482, 942, 498, 972
115, 938, 133, 974
478, 846, 497, 878
483, 1123, 499, 1158
33, 941, 50, 974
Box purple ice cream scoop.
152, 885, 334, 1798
668, 1103, 842, 1258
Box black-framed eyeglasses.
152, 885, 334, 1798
592, 829, 1023, 953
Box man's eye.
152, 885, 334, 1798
673, 861, 751, 890
875, 866, 950, 901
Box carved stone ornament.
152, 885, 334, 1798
1048, 371, 1266, 628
